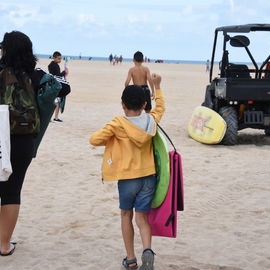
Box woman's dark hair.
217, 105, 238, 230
0, 31, 37, 76
121, 85, 146, 110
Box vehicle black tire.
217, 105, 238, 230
219, 106, 238, 145
265, 128, 270, 136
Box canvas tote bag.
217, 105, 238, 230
0, 104, 12, 181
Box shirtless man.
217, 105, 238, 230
125, 51, 154, 112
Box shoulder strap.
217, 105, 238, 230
157, 123, 177, 151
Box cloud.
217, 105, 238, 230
182, 5, 193, 16
229, 0, 235, 12
127, 14, 148, 23
154, 24, 163, 33
78, 13, 96, 25
0, 3, 55, 27
7, 8, 38, 27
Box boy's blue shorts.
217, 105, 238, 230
118, 174, 157, 213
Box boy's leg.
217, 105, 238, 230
134, 175, 156, 249
118, 179, 142, 265
54, 102, 60, 120
121, 210, 137, 266
135, 211, 152, 250
136, 211, 155, 270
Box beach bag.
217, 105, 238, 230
54, 76, 71, 98
0, 105, 12, 181
148, 125, 184, 238
0, 68, 40, 135
32, 72, 62, 157
54, 76, 70, 114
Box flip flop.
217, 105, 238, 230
0, 242, 17, 256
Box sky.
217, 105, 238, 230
1, 0, 270, 61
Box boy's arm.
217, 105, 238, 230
124, 69, 132, 87
90, 120, 116, 146
150, 74, 165, 123
146, 67, 155, 99
60, 70, 66, 77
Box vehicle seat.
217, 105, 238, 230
226, 63, 251, 78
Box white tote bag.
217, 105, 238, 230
0, 105, 12, 181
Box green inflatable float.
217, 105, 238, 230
151, 128, 170, 208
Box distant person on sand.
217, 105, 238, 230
90, 74, 165, 270
109, 53, 113, 64
113, 55, 116, 66
48, 51, 66, 122
206, 59, 210, 72
119, 55, 123, 64
125, 51, 154, 113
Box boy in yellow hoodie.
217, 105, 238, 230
90, 74, 164, 270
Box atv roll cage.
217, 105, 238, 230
209, 24, 270, 83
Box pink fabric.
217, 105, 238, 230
178, 152, 184, 211
148, 151, 184, 238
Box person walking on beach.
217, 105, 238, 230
206, 59, 210, 72
0, 31, 40, 256
109, 53, 113, 64
90, 74, 165, 270
48, 51, 66, 122
119, 55, 123, 64
125, 51, 154, 113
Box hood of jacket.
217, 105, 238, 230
113, 114, 156, 148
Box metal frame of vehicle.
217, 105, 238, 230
203, 24, 270, 144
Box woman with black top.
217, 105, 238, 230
0, 31, 39, 256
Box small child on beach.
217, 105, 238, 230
125, 51, 155, 113
90, 74, 165, 270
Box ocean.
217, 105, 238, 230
37, 54, 207, 64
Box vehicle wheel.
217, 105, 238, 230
219, 106, 238, 145
265, 128, 270, 136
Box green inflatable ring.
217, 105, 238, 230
151, 128, 170, 208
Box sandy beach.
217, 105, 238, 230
1, 59, 270, 270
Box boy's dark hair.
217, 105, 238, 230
133, 51, 144, 63
122, 85, 146, 110
53, 51, 62, 58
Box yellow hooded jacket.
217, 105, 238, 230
90, 89, 165, 181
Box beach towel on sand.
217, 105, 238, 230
0, 105, 12, 181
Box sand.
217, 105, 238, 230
1, 59, 270, 270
